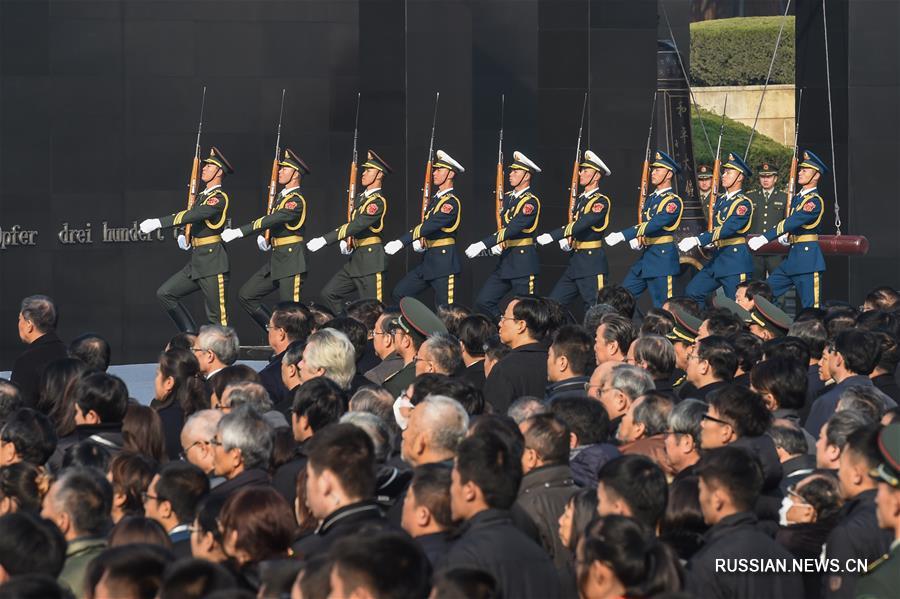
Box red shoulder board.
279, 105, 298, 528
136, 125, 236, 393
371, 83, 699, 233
591, 203, 605, 213
366, 203, 379, 215
285, 201, 298, 210
736, 205, 748, 216
803, 201, 816, 212
440, 202, 453, 214
665, 202, 677, 214
205, 197, 219, 206
522, 203, 535, 215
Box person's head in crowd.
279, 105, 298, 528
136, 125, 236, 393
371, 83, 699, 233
616, 391, 673, 444
664, 399, 707, 475
628, 335, 676, 381
268, 301, 313, 355
547, 325, 594, 384
180, 410, 222, 476
298, 329, 356, 391
17, 295, 57, 344
451, 430, 521, 521
416, 332, 464, 377
824, 306, 860, 339
349, 386, 394, 425
869, 329, 900, 378
591, 363, 654, 423
733, 280, 772, 313
371, 309, 401, 361
583, 304, 619, 340
166, 332, 196, 352
457, 314, 493, 366
663, 296, 701, 320
340, 412, 391, 464
308, 303, 336, 329
750, 358, 807, 413
577, 515, 683, 599
122, 403, 167, 463
639, 308, 675, 337
498, 297, 551, 348
696, 446, 763, 525
346, 298, 385, 339
730, 331, 762, 378
191, 494, 228, 563
0, 462, 44, 516
593, 314, 635, 365
212, 406, 274, 480
291, 377, 346, 444
62, 441, 111, 472
519, 413, 569, 474
0, 408, 56, 467
550, 397, 611, 449
837, 424, 880, 500
762, 338, 812, 374
837, 385, 890, 423
855, 309, 900, 337
482, 335, 509, 379
325, 317, 368, 365
543, 297, 574, 338
862, 286, 900, 312
280, 342, 305, 392
785, 321, 827, 362
558, 487, 598, 553
698, 308, 744, 340
401, 463, 453, 539
85, 544, 171, 599
154, 348, 209, 417
685, 335, 737, 389
816, 409, 872, 470
143, 461, 209, 534
327, 532, 429, 599
0, 381, 24, 430
430, 567, 498, 599
507, 397, 547, 424
466, 414, 525, 462
769, 420, 809, 464
219, 382, 274, 416
210, 365, 260, 411
193, 325, 239, 376
596, 455, 668, 529
108, 452, 158, 524
108, 516, 173, 549
158, 559, 236, 599
411, 376, 484, 416
401, 396, 468, 467
596, 285, 636, 319
407, 373, 448, 405
795, 308, 827, 324
0, 512, 66, 582
219, 486, 295, 565
41, 467, 112, 541
71, 372, 128, 427
700, 385, 771, 449
779, 473, 843, 527
437, 304, 471, 339
658, 475, 708, 561
305, 423, 376, 519
67, 334, 110, 373
820, 330, 881, 387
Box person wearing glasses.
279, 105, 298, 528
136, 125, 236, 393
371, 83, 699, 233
191, 325, 239, 391
179, 409, 224, 488
414, 332, 463, 377
362, 309, 404, 386
208, 407, 273, 500
664, 399, 707, 484
382, 298, 447, 399
142, 461, 210, 559
682, 336, 736, 402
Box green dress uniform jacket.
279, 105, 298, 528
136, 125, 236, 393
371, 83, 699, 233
159, 186, 230, 278
238, 187, 307, 278
324, 189, 387, 277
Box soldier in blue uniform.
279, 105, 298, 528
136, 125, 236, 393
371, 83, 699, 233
465, 151, 542, 319
748, 150, 828, 308
221, 149, 310, 332
536, 150, 612, 310
140, 147, 234, 332
384, 150, 463, 306
679, 152, 754, 305
605, 150, 684, 308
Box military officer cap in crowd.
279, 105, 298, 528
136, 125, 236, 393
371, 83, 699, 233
510, 151, 542, 174
697, 164, 713, 180
397, 297, 447, 343
758, 161, 779, 176
798, 149, 829, 175
650, 150, 682, 174
713, 288, 752, 324
666, 306, 702, 344
580, 150, 611, 177
204, 147, 235, 175
750, 296, 793, 337
362, 150, 393, 174
870, 424, 900, 488
433, 150, 465, 173
723, 152, 753, 178
278, 148, 311, 175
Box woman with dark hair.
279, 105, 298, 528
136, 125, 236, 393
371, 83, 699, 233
577, 515, 683, 598
210, 365, 261, 411
658, 475, 709, 562
150, 348, 210, 460
108, 515, 173, 549
557, 488, 599, 599
122, 403, 167, 463
0, 462, 46, 515
107, 451, 158, 523
37, 358, 90, 439
166, 332, 197, 352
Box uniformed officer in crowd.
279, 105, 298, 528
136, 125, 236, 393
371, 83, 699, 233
697, 163, 713, 223
680, 152, 754, 305
858, 423, 900, 599
747, 160, 788, 280
307, 151, 392, 314
605, 150, 684, 308
383, 296, 447, 398
385, 150, 464, 306
748, 150, 828, 308
665, 305, 702, 397
220, 149, 310, 331
748, 295, 792, 340
139, 147, 234, 332
536, 150, 612, 311
465, 151, 542, 319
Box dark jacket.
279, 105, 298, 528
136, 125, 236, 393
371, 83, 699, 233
259, 349, 291, 414
544, 376, 589, 403
438, 508, 560, 599
364, 353, 405, 386
687, 379, 729, 402
653, 376, 678, 402
150, 398, 185, 462
10, 331, 67, 406
569, 443, 620, 487
273, 447, 307, 507
804, 364, 826, 421
779, 453, 818, 495
805, 375, 874, 437
483, 342, 549, 414
209, 468, 272, 500
732, 435, 784, 493
382, 361, 416, 399
776, 515, 840, 599
686, 511, 804, 599
460, 359, 486, 391
415, 531, 454, 567
872, 373, 900, 405
169, 526, 193, 560
375, 464, 412, 508
357, 341, 381, 377
514, 463, 577, 577
293, 500, 394, 558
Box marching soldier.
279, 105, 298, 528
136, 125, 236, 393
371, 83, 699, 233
307, 150, 391, 314
697, 163, 713, 223
220, 149, 310, 331
605, 150, 684, 308
384, 150, 464, 306
680, 152, 754, 305
536, 150, 612, 310
140, 147, 234, 332
858, 423, 900, 599
748, 150, 828, 308
747, 160, 789, 280
465, 151, 542, 319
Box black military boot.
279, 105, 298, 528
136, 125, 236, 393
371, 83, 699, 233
166, 305, 197, 334
249, 306, 272, 332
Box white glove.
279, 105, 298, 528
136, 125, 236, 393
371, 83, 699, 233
490, 245, 503, 256
307, 237, 326, 253
177, 235, 190, 251
257, 235, 271, 251
221, 228, 242, 243
412, 239, 426, 253
465, 242, 486, 258
384, 240, 404, 255
340, 240, 354, 255
605, 231, 625, 247
559, 238, 572, 251
536, 233, 554, 246
777, 234, 790, 246
748, 235, 768, 251
629, 238, 642, 251
678, 236, 700, 252
139, 218, 161, 234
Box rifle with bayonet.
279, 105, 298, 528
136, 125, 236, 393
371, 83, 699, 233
566, 94, 588, 244
263, 89, 286, 245
346, 93, 361, 250
418, 93, 440, 244
637, 91, 658, 223
183, 87, 207, 245
708, 95, 728, 232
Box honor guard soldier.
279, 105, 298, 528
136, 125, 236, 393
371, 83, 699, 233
536, 150, 612, 310
140, 147, 234, 332
747, 160, 788, 280
384, 150, 464, 306
307, 151, 391, 314
748, 150, 827, 308
697, 163, 713, 223
605, 150, 684, 308
465, 151, 542, 319
221, 149, 310, 332
680, 152, 754, 305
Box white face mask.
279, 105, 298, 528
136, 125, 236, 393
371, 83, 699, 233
393, 396, 414, 430
779, 496, 795, 527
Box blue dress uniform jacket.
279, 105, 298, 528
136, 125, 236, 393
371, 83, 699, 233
481, 189, 541, 280
549, 188, 610, 278
621, 189, 683, 277
399, 189, 462, 279
697, 191, 754, 276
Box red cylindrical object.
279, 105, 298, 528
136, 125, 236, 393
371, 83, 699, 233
755, 235, 869, 256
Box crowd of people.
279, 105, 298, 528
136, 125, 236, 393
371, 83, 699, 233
3, 284, 900, 599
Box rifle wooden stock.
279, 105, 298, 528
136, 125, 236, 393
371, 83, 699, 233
708, 158, 721, 231
637, 159, 649, 223
785, 155, 798, 218
346, 161, 357, 249
568, 160, 579, 224
418, 160, 432, 244
263, 158, 279, 243
495, 162, 503, 230
183, 156, 200, 244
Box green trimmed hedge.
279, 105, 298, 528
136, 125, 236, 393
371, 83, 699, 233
690, 16, 794, 87
691, 107, 793, 178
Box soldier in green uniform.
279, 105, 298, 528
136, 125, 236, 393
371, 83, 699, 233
221, 149, 310, 332
858, 423, 900, 599
697, 163, 713, 224
307, 150, 391, 314
746, 160, 788, 280
140, 147, 234, 332
383, 296, 447, 400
